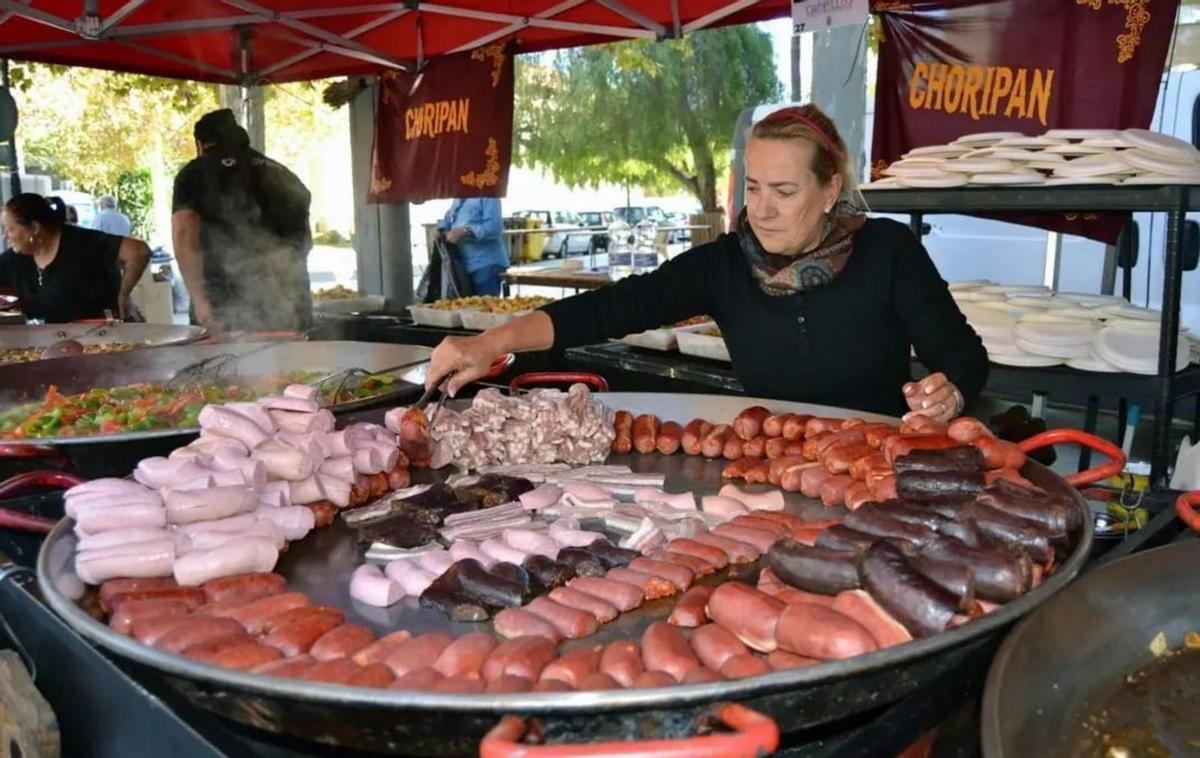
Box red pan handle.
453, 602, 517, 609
508, 372, 609, 396
1016, 428, 1126, 488
1176, 491, 1200, 532
0, 443, 65, 460
481, 353, 516, 381
479, 703, 779, 758
0, 470, 85, 535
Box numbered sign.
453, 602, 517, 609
792, 0, 869, 34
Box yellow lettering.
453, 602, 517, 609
987, 67, 1013, 115
924, 63, 949, 111
1028, 68, 1054, 127
424, 103, 435, 137
943, 64, 965, 114
963, 66, 984, 120
909, 62, 929, 109
460, 98, 470, 133
1004, 68, 1028, 118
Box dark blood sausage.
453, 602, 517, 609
918, 537, 1029, 603
612, 410, 634, 455
553, 548, 606, 578
568, 576, 644, 612
775, 603, 878, 660
843, 508, 937, 547
681, 419, 713, 456
599, 640, 644, 687
701, 424, 734, 459
706, 582, 785, 652
961, 502, 1053, 564
689, 623, 750, 671
641, 622, 700, 682
862, 500, 950, 531
766, 540, 862, 595
734, 406, 772, 441
815, 525, 878, 555
309, 624, 376, 661
549, 586, 619, 623
419, 587, 491, 622
895, 470, 985, 500
656, 421, 684, 456
201, 572, 287, 604
908, 556, 976, 612
668, 585, 713, 628
580, 541, 638, 570
859, 542, 958, 638
667, 534, 729, 566
482, 635, 558, 683
450, 559, 532, 608
632, 414, 661, 455
523, 555, 577, 592
892, 446, 985, 475
916, 497, 975, 521
976, 480, 1076, 537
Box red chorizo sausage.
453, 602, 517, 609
628, 557, 694, 592
761, 413, 789, 438
631, 670, 677, 688
524, 597, 600, 639
682, 667, 724, 684
297, 658, 362, 684
433, 675, 487, 694
262, 610, 345, 657
156, 618, 247, 653
769, 456, 811, 486
214, 592, 310, 634
382, 633, 454, 677
481, 635, 558, 683
971, 436, 1027, 470
764, 437, 790, 459
389, 667, 443, 690
108, 599, 188, 635
604, 567, 677, 600
782, 414, 813, 441
866, 472, 898, 501
599, 640, 644, 687
767, 650, 820, 671
612, 410, 634, 454
352, 630, 413, 666
775, 603, 878, 660
849, 452, 888, 481
201, 572, 286, 604
722, 436, 746, 460
107, 587, 206, 615
884, 435, 961, 465
632, 414, 660, 455
843, 481, 875, 511
712, 523, 779, 554
251, 654, 315, 678
345, 663, 396, 688
309, 624, 376, 662
641, 622, 699, 682
734, 406, 771, 441
706, 582, 785, 652
539, 645, 602, 688
655, 421, 683, 456
648, 549, 714, 578
814, 429, 867, 458
681, 419, 713, 456
832, 590, 913, 649
729, 515, 790, 537
432, 632, 498, 678
493, 607, 564, 642
576, 671, 622, 690
742, 435, 769, 458
719, 654, 770, 679
819, 474, 854, 507
99, 577, 182, 612
668, 584, 713, 627
701, 424, 734, 459
743, 459, 771, 484
485, 675, 533, 693
666, 538, 730, 569
947, 416, 992, 443
548, 586, 620, 623
182, 636, 281, 670
568, 576, 644, 612
691, 532, 760, 563
689, 623, 750, 671
805, 417, 842, 437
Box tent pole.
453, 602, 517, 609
2, 58, 18, 198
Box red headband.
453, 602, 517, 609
769, 108, 840, 160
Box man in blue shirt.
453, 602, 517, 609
437, 197, 508, 296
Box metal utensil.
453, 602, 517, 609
311, 357, 432, 404
168, 328, 316, 384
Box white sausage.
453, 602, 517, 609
75, 527, 172, 552
700, 495, 750, 521
258, 395, 320, 413
172, 537, 279, 586
479, 537, 531, 566
253, 506, 315, 540
75, 539, 175, 584
134, 457, 211, 489
252, 439, 316, 482
383, 559, 436, 597
417, 549, 456, 576
224, 401, 275, 433
199, 406, 269, 449
65, 489, 162, 518
319, 456, 356, 484
258, 481, 291, 509
501, 529, 561, 559
633, 487, 696, 511
448, 540, 497, 568
283, 384, 318, 402
349, 564, 402, 607
163, 485, 258, 525
74, 503, 166, 535
519, 483, 563, 511
268, 409, 334, 435
317, 474, 351, 508
319, 430, 353, 458
717, 484, 785, 512
176, 514, 259, 536
288, 476, 325, 505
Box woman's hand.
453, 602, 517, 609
902, 372, 965, 423
427, 333, 502, 397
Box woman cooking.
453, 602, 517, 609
427, 105, 988, 422
0, 193, 150, 323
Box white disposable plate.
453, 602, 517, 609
941, 158, 1015, 174
1014, 320, 1096, 346
953, 132, 1025, 145
1094, 325, 1190, 373
984, 343, 1024, 356
1023, 158, 1067, 170
1122, 174, 1200, 186
1042, 176, 1120, 186
1054, 153, 1133, 176
986, 148, 1042, 161
1101, 304, 1160, 322
989, 352, 1063, 367
1006, 296, 1053, 308
1019, 311, 1099, 325
1121, 129, 1200, 159
1043, 145, 1111, 156
884, 166, 958, 179
960, 148, 998, 160
1116, 147, 1200, 174
979, 284, 1051, 295
1066, 355, 1123, 373
1044, 304, 1104, 320
1044, 128, 1119, 141
948, 280, 992, 291
952, 290, 1005, 302
887, 157, 948, 168
407, 304, 463, 328
996, 136, 1068, 149
905, 145, 972, 158
1051, 292, 1126, 307
969, 172, 1044, 186
1015, 337, 1092, 359
897, 174, 968, 189
1078, 137, 1132, 149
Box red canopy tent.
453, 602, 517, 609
0, 1, 791, 83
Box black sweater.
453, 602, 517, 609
541, 218, 989, 417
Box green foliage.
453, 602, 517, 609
313, 228, 350, 246
116, 169, 153, 238
514, 26, 782, 211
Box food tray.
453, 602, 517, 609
408, 305, 463, 328
675, 323, 731, 362
314, 295, 387, 315
459, 309, 529, 331
617, 328, 679, 351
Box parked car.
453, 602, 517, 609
613, 206, 680, 242
579, 211, 613, 254
514, 210, 594, 259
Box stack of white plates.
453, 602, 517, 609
1092, 323, 1191, 374
863, 127, 1200, 188
1013, 320, 1097, 359
947, 279, 991, 291
959, 303, 1023, 358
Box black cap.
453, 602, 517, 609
194, 108, 250, 149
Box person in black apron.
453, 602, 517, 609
171, 108, 314, 334
0, 193, 150, 323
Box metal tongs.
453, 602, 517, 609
411, 352, 517, 425
309, 357, 432, 405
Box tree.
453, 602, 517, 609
514, 26, 781, 211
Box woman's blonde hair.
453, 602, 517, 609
749, 104, 867, 216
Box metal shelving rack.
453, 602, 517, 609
861, 184, 1199, 488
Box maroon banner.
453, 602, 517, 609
370, 43, 514, 203
871, 0, 1179, 243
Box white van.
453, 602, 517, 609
729, 73, 1200, 333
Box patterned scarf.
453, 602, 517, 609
738, 206, 866, 296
